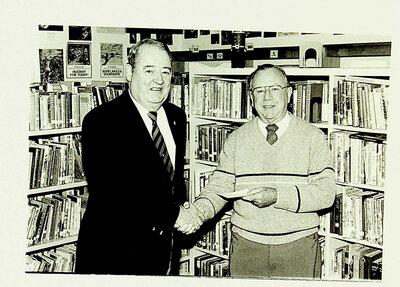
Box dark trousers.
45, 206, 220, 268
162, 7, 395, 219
229, 232, 321, 279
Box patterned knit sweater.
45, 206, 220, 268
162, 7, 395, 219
194, 114, 336, 244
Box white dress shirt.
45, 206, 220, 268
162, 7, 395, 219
257, 112, 291, 141
129, 92, 176, 168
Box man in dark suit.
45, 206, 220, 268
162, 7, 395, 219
75, 38, 200, 275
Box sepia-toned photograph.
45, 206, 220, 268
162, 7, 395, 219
1, 2, 399, 287
27, 23, 392, 282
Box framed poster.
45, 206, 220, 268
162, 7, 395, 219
69, 26, 92, 41
66, 43, 92, 78
39, 49, 64, 83
100, 43, 123, 78
38, 25, 63, 31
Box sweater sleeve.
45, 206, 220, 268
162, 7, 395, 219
275, 129, 336, 213
194, 132, 236, 220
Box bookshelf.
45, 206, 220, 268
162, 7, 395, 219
27, 125, 87, 272
26, 82, 126, 273
181, 62, 389, 280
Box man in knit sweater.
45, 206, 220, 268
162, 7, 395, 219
176, 64, 336, 279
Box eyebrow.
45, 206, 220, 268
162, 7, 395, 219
143, 65, 172, 71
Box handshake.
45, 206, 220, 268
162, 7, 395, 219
174, 202, 204, 235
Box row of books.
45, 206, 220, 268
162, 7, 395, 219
331, 186, 383, 245
195, 124, 237, 162
330, 241, 382, 280
196, 217, 231, 257
29, 134, 84, 189
169, 73, 189, 114
192, 78, 250, 119
29, 82, 125, 131
27, 189, 86, 247
330, 131, 386, 187
333, 78, 388, 130
192, 169, 213, 202
179, 260, 190, 275
26, 243, 76, 273
194, 254, 229, 277
289, 80, 329, 123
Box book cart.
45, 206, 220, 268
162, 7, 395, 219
180, 62, 389, 280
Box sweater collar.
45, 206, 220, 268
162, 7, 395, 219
257, 112, 291, 139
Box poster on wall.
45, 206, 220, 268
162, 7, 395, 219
69, 26, 92, 41
38, 25, 63, 31
100, 43, 123, 78
67, 43, 91, 78
39, 49, 64, 83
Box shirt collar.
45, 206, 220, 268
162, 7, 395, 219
128, 89, 165, 120
257, 112, 291, 138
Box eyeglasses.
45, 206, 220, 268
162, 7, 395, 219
251, 85, 290, 97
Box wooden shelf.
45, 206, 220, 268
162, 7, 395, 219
332, 125, 387, 134
194, 159, 218, 167
329, 233, 383, 250
190, 63, 390, 78
336, 181, 384, 192
180, 255, 190, 262
312, 122, 329, 129
28, 181, 88, 196
193, 115, 250, 123
29, 127, 82, 137
26, 235, 78, 254
195, 246, 229, 260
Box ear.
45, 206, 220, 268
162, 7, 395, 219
126, 64, 133, 82
286, 86, 293, 104
249, 92, 254, 106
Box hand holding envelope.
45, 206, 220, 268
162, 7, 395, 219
218, 187, 278, 208
241, 187, 278, 208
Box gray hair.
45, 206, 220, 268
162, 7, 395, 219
127, 38, 172, 71
248, 64, 289, 90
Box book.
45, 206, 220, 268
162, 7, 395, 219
360, 249, 382, 279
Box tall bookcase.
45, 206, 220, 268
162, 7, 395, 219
26, 82, 126, 272
181, 62, 389, 280
27, 124, 87, 272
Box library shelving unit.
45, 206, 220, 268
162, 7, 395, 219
26, 82, 127, 272
27, 125, 87, 273
181, 62, 389, 280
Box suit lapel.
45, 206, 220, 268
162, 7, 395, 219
164, 105, 179, 143
119, 91, 161, 162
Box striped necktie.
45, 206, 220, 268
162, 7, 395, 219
266, 124, 278, 145
148, 111, 175, 182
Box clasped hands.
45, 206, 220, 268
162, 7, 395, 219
174, 187, 277, 234
174, 202, 203, 235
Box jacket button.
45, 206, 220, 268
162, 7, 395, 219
152, 227, 156, 232
159, 230, 163, 235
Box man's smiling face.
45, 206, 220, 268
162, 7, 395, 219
128, 44, 172, 112
250, 68, 292, 124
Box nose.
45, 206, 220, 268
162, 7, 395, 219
263, 89, 273, 100
153, 72, 164, 85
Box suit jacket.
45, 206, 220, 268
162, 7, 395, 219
75, 90, 187, 275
